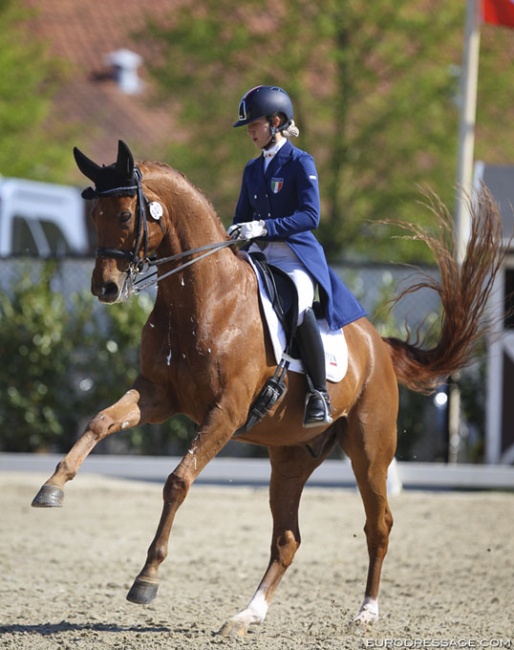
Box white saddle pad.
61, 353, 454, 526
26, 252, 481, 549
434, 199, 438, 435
243, 252, 348, 383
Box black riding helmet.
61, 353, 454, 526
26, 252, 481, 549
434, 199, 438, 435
233, 85, 294, 128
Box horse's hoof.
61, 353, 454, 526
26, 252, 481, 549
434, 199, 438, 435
31, 485, 64, 508
353, 603, 379, 628
217, 620, 249, 638
126, 578, 159, 605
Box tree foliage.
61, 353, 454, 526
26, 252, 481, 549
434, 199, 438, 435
0, 0, 76, 180
140, 0, 468, 261
141, 1, 514, 262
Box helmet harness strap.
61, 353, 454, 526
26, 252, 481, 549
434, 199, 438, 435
264, 117, 277, 149
263, 115, 293, 150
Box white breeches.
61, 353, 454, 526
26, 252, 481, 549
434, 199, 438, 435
248, 241, 315, 325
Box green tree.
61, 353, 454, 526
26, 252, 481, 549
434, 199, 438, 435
475, 21, 514, 164
141, 0, 467, 262
0, 0, 75, 180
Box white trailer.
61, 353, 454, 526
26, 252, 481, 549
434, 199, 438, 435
0, 177, 89, 257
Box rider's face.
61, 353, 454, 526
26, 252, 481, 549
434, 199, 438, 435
246, 117, 272, 149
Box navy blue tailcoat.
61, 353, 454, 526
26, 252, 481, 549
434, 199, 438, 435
234, 140, 366, 330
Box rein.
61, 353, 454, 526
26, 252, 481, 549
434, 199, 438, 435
132, 239, 237, 293
90, 166, 241, 294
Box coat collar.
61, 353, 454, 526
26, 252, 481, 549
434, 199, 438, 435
263, 139, 293, 177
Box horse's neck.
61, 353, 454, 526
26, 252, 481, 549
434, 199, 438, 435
157, 170, 228, 256
155, 244, 248, 333
155, 194, 248, 318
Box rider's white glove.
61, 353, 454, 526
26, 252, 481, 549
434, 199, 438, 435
228, 220, 267, 240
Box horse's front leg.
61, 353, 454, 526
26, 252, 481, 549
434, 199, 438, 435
218, 438, 335, 638
126, 405, 237, 605
31, 376, 168, 508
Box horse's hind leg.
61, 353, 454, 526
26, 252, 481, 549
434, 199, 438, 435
31, 376, 168, 507
219, 438, 336, 638
342, 393, 397, 626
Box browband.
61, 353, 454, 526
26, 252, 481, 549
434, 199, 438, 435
81, 184, 139, 200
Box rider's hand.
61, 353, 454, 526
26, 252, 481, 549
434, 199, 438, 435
228, 220, 267, 240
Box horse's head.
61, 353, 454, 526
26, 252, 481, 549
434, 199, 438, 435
74, 140, 167, 303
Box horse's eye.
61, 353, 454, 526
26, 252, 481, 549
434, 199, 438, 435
119, 211, 132, 224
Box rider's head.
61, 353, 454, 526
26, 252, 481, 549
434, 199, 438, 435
233, 85, 299, 148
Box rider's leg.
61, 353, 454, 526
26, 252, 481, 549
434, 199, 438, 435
254, 243, 330, 427
295, 307, 332, 427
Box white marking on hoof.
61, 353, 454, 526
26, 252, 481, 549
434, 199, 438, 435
354, 598, 379, 626
220, 590, 268, 637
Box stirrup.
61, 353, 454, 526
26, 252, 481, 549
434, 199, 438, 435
303, 389, 333, 428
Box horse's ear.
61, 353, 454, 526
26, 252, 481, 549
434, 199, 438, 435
116, 140, 134, 179
73, 146, 102, 183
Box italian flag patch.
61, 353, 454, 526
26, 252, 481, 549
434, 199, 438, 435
271, 178, 284, 194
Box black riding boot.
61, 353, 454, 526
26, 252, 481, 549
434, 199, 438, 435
295, 307, 332, 428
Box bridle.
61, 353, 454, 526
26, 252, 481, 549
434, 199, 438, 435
88, 166, 237, 294
90, 168, 150, 268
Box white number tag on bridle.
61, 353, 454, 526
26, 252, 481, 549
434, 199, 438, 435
149, 201, 164, 220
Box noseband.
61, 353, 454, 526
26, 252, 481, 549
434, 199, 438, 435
86, 167, 237, 294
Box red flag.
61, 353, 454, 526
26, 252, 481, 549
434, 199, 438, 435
482, 0, 514, 28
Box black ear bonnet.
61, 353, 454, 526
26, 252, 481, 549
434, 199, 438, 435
73, 140, 138, 199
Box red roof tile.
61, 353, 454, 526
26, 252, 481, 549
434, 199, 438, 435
22, 0, 183, 177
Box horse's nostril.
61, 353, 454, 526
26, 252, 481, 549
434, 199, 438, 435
102, 282, 119, 297
92, 281, 120, 301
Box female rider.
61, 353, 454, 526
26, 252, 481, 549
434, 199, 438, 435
229, 85, 365, 427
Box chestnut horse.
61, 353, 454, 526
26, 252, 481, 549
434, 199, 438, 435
32, 141, 503, 636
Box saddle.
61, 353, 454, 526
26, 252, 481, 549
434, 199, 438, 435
249, 253, 298, 349
235, 253, 348, 434
236, 253, 298, 434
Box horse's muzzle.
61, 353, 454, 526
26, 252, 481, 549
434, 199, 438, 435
91, 259, 133, 303
92, 280, 124, 303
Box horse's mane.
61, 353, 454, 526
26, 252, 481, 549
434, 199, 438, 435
138, 160, 219, 217
137, 159, 244, 259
